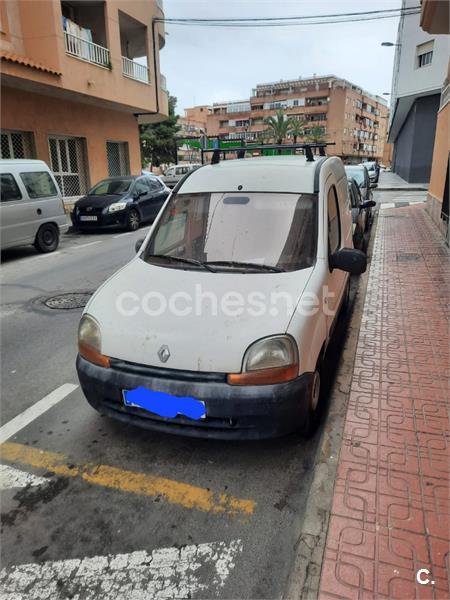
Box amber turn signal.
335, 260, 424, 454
227, 364, 298, 385
79, 342, 110, 368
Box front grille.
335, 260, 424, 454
109, 359, 227, 383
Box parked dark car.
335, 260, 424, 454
345, 164, 375, 209
72, 175, 170, 232
348, 177, 376, 250
360, 161, 380, 184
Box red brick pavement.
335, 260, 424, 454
319, 205, 450, 600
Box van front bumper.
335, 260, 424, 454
76, 355, 312, 440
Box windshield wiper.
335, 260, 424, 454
205, 260, 285, 273
146, 254, 216, 272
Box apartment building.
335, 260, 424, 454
205, 75, 389, 163
388, 0, 449, 183
420, 0, 449, 242
0, 0, 168, 202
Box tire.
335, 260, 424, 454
127, 208, 140, 231
300, 361, 323, 438
34, 223, 59, 253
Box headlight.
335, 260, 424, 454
107, 202, 127, 213
78, 314, 110, 368
228, 335, 298, 385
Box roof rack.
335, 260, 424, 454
201, 142, 335, 165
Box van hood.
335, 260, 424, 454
86, 258, 313, 373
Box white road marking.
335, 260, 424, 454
70, 241, 102, 250
0, 383, 78, 444
380, 202, 395, 209
0, 539, 243, 599
113, 227, 150, 239
0, 465, 48, 490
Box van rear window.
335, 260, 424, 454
20, 171, 58, 199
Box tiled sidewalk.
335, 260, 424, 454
319, 205, 449, 599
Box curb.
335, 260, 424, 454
283, 216, 377, 600
376, 186, 428, 192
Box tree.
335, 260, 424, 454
264, 110, 290, 145
288, 118, 306, 144
307, 125, 326, 144
140, 95, 181, 168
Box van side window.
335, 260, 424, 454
327, 185, 341, 254
20, 171, 58, 199
1, 173, 22, 202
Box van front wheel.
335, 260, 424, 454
34, 223, 59, 253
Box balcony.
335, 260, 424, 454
119, 10, 149, 85
64, 31, 110, 68
61, 1, 108, 67
160, 73, 167, 91
122, 57, 149, 84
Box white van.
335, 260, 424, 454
76, 151, 366, 439
162, 163, 201, 188
1, 159, 68, 252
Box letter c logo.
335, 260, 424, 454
416, 569, 431, 585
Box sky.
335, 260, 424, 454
159, 0, 402, 115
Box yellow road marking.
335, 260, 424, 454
0, 442, 255, 516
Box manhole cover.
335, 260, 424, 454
396, 253, 421, 262
44, 293, 92, 310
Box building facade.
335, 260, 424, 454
204, 75, 389, 163
1, 0, 168, 203
420, 0, 449, 242
388, 0, 449, 183
178, 105, 211, 163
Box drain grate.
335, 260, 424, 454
44, 293, 92, 310
396, 253, 421, 262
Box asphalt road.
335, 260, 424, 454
1, 223, 361, 599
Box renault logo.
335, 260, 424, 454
158, 345, 170, 363
86, 206, 92, 212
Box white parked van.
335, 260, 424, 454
77, 149, 366, 439
1, 160, 68, 252
162, 163, 201, 188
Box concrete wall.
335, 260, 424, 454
393, 94, 440, 182
2, 86, 142, 188
392, 0, 450, 100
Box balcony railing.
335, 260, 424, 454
64, 31, 110, 68
122, 57, 149, 83
160, 73, 167, 91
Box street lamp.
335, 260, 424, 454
381, 42, 401, 47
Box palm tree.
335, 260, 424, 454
308, 125, 326, 144
288, 118, 306, 144
264, 110, 290, 145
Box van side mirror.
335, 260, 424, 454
330, 248, 366, 275
135, 238, 145, 253
370, 182, 378, 189
360, 200, 376, 209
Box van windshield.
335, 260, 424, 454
143, 192, 317, 272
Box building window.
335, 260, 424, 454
416, 40, 434, 68
107, 141, 130, 176
0, 129, 35, 159
48, 135, 89, 197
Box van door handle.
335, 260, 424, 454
37, 208, 42, 215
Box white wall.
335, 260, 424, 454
392, 0, 449, 100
